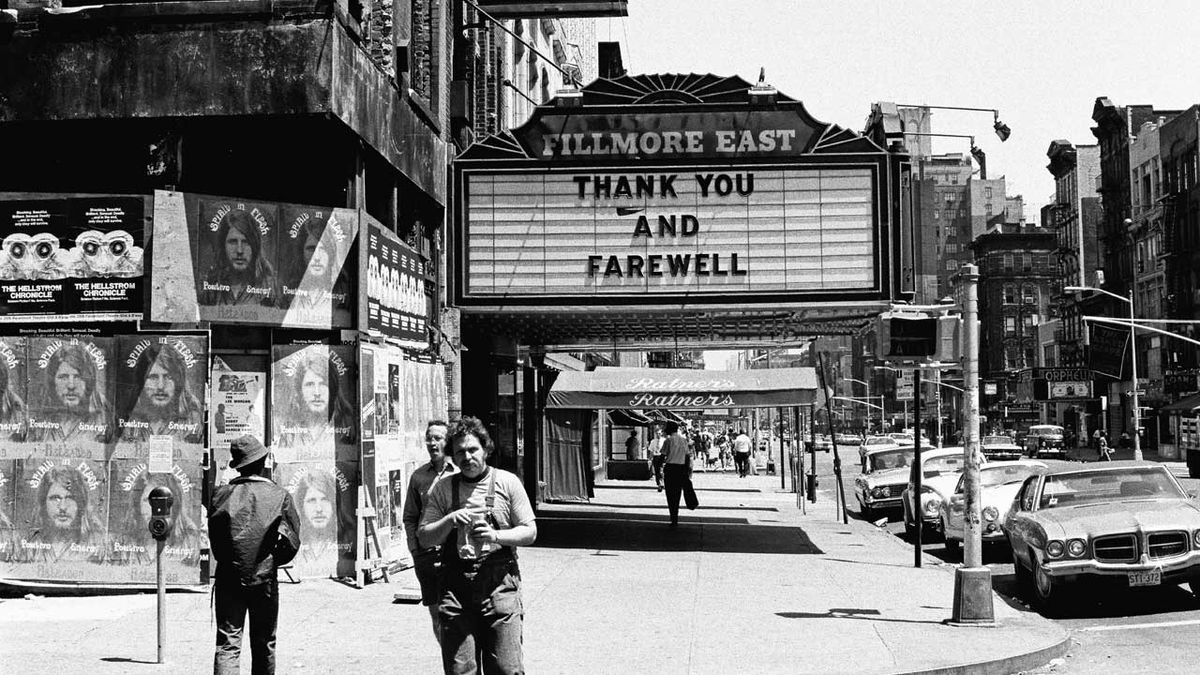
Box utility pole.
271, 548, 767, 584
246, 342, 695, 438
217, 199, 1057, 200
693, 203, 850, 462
951, 263, 993, 624
1129, 286, 1143, 461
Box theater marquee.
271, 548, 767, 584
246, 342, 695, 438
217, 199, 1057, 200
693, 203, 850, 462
453, 74, 912, 309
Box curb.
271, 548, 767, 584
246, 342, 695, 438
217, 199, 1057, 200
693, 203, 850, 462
899, 630, 1071, 675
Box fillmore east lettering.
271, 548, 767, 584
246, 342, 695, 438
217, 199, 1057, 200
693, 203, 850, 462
542, 129, 798, 158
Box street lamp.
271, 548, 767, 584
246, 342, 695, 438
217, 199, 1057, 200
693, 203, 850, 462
844, 377, 883, 431
1066, 284, 1142, 461
896, 104, 1011, 142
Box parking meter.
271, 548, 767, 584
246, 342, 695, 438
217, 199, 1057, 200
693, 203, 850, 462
147, 486, 174, 540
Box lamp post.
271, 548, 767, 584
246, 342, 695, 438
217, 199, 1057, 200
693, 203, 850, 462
1067, 284, 1142, 461
844, 377, 882, 431
896, 104, 1011, 142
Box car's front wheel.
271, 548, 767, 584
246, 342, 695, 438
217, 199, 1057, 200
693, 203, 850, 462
943, 535, 961, 558
1031, 554, 1067, 617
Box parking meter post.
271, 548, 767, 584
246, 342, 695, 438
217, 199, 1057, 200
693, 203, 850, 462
779, 413, 786, 490
157, 537, 166, 663
809, 401, 818, 504
913, 369, 923, 569
951, 263, 995, 625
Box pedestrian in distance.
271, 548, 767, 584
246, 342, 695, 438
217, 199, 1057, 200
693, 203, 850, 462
208, 435, 301, 675
647, 426, 665, 491
660, 420, 697, 527
418, 416, 537, 675
1098, 433, 1111, 462
625, 428, 640, 458
732, 428, 753, 478
401, 419, 457, 644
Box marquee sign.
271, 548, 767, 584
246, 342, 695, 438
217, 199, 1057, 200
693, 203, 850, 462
454, 74, 910, 309
545, 366, 818, 409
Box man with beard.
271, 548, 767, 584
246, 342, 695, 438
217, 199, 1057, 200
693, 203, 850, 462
120, 344, 203, 444
25, 465, 105, 560
418, 417, 536, 675
200, 209, 278, 308
402, 419, 457, 643
29, 344, 110, 445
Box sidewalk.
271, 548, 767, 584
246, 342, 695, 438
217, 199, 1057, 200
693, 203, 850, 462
1, 466, 1068, 675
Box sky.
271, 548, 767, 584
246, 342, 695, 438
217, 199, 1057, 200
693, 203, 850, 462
603, 1, 1200, 216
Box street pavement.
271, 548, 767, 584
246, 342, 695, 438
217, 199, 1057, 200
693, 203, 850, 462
872, 443, 1200, 675
1, 452, 1068, 675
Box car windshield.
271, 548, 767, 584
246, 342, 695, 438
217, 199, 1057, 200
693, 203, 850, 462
865, 437, 894, 445
889, 433, 913, 442
982, 436, 1012, 446
1039, 467, 1185, 508
1030, 426, 1063, 438
869, 449, 915, 471
960, 464, 1042, 492
924, 454, 965, 475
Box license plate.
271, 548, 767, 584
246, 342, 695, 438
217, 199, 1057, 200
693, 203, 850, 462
1128, 569, 1162, 587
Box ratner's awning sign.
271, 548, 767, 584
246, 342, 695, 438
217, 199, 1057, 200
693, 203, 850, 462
546, 367, 817, 409
453, 74, 905, 308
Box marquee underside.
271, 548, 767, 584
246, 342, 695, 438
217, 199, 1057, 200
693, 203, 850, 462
462, 303, 882, 348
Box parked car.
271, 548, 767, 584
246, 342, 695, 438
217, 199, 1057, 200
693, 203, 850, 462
900, 447, 970, 539
888, 432, 914, 446
1024, 424, 1067, 459
835, 433, 863, 447
981, 435, 1023, 461
854, 446, 916, 521
812, 434, 832, 453
859, 435, 901, 469
1003, 460, 1200, 614
940, 459, 1054, 557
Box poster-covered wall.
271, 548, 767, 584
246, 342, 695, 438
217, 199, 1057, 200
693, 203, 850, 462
271, 343, 358, 578
360, 342, 446, 568
0, 332, 208, 585
151, 191, 357, 330
208, 362, 266, 486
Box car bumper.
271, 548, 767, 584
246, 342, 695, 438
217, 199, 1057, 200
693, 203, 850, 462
944, 520, 1005, 542
863, 496, 903, 510
983, 451, 1021, 461
1042, 550, 1200, 579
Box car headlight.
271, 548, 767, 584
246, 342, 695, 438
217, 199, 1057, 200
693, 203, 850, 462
871, 487, 890, 499
923, 497, 942, 515
1046, 540, 1065, 558
982, 506, 999, 522
1194, 530, 1200, 549
1066, 539, 1087, 558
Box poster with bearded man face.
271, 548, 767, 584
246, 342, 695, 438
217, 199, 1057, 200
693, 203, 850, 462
112, 335, 207, 458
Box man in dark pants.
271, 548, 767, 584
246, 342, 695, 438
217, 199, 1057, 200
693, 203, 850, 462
419, 417, 537, 675
208, 435, 301, 675
401, 419, 456, 643
660, 421, 691, 527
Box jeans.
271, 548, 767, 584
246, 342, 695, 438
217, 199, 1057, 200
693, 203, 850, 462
663, 464, 688, 524
214, 577, 278, 675
438, 558, 524, 674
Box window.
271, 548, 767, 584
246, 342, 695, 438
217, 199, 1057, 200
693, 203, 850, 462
1022, 253, 1033, 271
1003, 284, 1016, 304
1023, 315, 1035, 329
1023, 285, 1037, 304
1005, 317, 1017, 334
945, 259, 957, 271
946, 243, 959, 254
986, 187, 993, 199
1002, 254, 1014, 271
986, 202, 993, 215
933, 210, 940, 219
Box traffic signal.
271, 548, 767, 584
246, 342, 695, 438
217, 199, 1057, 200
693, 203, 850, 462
879, 314, 937, 358
878, 312, 959, 362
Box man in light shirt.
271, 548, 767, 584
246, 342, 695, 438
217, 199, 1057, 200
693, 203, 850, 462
401, 420, 457, 642
732, 429, 753, 478
660, 421, 691, 527
647, 426, 665, 491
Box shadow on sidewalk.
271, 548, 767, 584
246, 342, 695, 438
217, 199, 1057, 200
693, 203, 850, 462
598, 483, 763, 494
776, 608, 944, 626
535, 508, 823, 554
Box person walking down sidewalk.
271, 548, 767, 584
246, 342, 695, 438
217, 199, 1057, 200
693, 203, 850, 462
732, 428, 753, 478
418, 416, 537, 675
1098, 433, 1112, 461
402, 420, 458, 644
648, 427, 665, 491
660, 421, 692, 527
208, 435, 302, 675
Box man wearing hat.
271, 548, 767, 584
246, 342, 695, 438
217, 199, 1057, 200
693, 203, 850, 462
208, 435, 301, 675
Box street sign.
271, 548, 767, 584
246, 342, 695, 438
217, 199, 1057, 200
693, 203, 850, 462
896, 368, 914, 401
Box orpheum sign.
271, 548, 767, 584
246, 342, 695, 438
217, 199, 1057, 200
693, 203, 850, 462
453, 74, 911, 308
